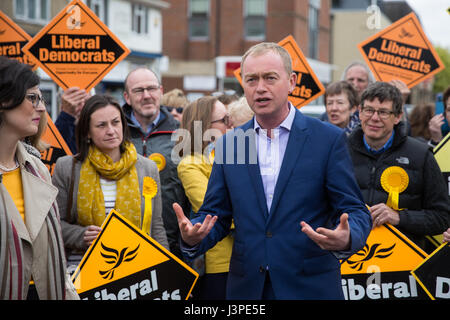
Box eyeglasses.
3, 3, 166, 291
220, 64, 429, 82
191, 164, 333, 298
166, 106, 184, 114
360, 107, 395, 120
25, 93, 45, 108
211, 115, 230, 126
131, 86, 160, 95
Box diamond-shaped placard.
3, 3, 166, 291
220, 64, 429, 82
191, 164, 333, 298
0, 10, 36, 68
71, 210, 198, 300
358, 12, 444, 88
22, 0, 130, 91
234, 35, 325, 109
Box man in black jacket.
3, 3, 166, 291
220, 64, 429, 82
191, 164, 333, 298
122, 67, 190, 258
348, 82, 450, 252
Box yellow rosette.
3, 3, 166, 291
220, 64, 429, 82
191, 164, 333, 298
148, 153, 166, 171
208, 148, 215, 165
141, 176, 158, 234
380, 166, 409, 211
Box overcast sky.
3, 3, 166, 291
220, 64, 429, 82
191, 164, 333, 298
406, 0, 450, 49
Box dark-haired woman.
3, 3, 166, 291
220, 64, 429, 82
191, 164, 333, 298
0, 56, 78, 299
52, 95, 168, 262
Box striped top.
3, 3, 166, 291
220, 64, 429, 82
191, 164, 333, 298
100, 177, 117, 216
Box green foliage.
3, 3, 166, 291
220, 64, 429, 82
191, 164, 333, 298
433, 46, 450, 94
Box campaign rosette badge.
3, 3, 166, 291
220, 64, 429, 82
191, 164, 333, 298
22, 0, 130, 91
380, 166, 409, 211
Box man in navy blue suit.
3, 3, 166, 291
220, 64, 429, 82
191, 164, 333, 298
173, 42, 371, 299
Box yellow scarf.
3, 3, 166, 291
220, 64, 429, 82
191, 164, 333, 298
77, 142, 141, 228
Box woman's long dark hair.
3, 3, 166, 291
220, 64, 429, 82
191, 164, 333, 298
0, 56, 40, 126
75, 94, 130, 162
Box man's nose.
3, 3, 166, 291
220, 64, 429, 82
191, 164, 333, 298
256, 80, 267, 92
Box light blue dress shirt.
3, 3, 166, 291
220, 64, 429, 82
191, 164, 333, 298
130, 110, 161, 135
254, 103, 296, 211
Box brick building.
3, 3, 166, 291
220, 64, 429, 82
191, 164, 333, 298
161, 0, 333, 102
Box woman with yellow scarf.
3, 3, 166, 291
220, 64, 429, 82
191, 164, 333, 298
52, 95, 168, 266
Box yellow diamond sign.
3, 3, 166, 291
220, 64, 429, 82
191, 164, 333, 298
71, 209, 198, 300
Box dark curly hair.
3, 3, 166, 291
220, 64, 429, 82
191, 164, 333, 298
361, 82, 403, 115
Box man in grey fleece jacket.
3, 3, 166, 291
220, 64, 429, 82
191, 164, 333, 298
123, 67, 190, 259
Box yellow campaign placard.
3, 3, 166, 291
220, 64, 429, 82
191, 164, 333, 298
0, 10, 36, 68
71, 209, 198, 300
341, 224, 426, 274
22, 0, 130, 91
234, 35, 325, 108
341, 224, 429, 300
358, 12, 444, 88
433, 132, 450, 173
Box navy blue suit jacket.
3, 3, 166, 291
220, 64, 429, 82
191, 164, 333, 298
183, 109, 371, 299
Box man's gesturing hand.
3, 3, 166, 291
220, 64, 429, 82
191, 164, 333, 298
300, 213, 351, 251
173, 203, 217, 247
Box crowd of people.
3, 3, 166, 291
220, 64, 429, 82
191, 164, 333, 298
0, 39, 449, 300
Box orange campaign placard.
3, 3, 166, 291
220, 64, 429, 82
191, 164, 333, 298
0, 10, 36, 68
358, 12, 444, 88
40, 112, 72, 175
234, 35, 325, 108
22, 0, 130, 91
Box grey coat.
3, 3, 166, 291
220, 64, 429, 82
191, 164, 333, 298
52, 154, 169, 253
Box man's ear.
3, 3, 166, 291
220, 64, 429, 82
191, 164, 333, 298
393, 112, 404, 125
123, 90, 131, 105
288, 72, 297, 94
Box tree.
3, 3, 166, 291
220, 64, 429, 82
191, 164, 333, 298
433, 46, 450, 94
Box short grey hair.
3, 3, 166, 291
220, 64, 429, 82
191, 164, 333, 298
341, 61, 375, 84
241, 42, 293, 77
124, 67, 161, 92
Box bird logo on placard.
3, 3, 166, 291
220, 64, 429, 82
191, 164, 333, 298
398, 27, 413, 39
99, 242, 140, 280
343, 243, 396, 271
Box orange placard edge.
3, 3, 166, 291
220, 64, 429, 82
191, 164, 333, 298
42, 112, 72, 156
0, 10, 38, 69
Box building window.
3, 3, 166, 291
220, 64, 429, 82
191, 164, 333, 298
244, 0, 266, 40
14, 0, 50, 23
308, 0, 320, 59
132, 4, 148, 34
188, 0, 209, 39
86, 0, 108, 24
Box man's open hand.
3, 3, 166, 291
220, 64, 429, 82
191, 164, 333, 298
300, 213, 351, 251
173, 203, 217, 247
